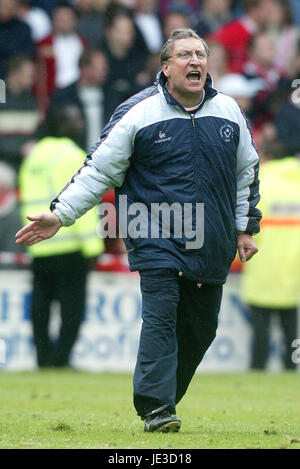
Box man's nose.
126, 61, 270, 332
189, 51, 202, 63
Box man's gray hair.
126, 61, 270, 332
160, 28, 210, 64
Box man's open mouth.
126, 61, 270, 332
186, 72, 201, 81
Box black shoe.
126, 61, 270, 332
144, 410, 181, 433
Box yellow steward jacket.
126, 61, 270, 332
19, 137, 104, 258
241, 157, 300, 308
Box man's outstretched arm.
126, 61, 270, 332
15, 213, 62, 246
16, 94, 137, 246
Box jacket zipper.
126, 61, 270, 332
191, 114, 195, 128
189, 113, 201, 191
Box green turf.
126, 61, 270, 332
0, 370, 299, 449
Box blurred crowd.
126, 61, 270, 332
1, 0, 300, 370
1, 0, 300, 256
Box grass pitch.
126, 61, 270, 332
0, 370, 299, 449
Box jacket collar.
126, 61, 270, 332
157, 70, 218, 110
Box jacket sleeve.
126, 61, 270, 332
50, 107, 135, 226
53, 145, 105, 258
236, 109, 262, 234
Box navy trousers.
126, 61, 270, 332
133, 268, 223, 418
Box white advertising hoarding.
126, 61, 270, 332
0, 270, 296, 371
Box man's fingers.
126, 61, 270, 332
16, 229, 45, 246
15, 217, 44, 244
244, 251, 254, 261
239, 248, 246, 263
26, 235, 43, 246
237, 234, 258, 263
237, 243, 246, 262
22, 232, 41, 245
16, 231, 37, 245
15, 221, 38, 240
243, 246, 258, 262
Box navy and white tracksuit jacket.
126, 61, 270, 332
51, 71, 262, 285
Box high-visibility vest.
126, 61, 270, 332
19, 137, 104, 258
241, 157, 300, 307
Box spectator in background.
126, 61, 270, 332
289, 0, 300, 26
36, 2, 86, 107
195, 0, 233, 37
262, 35, 300, 124
133, 0, 164, 83
274, 92, 300, 156
162, 7, 191, 40
18, 104, 104, 368
159, 0, 199, 20
75, 0, 105, 48
243, 32, 281, 86
207, 40, 229, 87
115, 0, 136, 8
241, 155, 300, 370
263, 35, 300, 156
243, 31, 284, 131
102, 8, 150, 102
134, 0, 163, 55
31, 0, 63, 16
105, 2, 149, 54
210, 0, 278, 73
0, 55, 40, 172
16, 0, 52, 42
0, 0, 34, 78
266, 0, 299, 78
218, 73, 263, 122
0, 162, 25, 254
49, 48, 119, 151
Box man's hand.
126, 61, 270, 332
15, 212, 62, 246
237, 233, 258, 263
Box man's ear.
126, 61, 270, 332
161, 62, 170, 78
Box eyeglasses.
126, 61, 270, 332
168, 51, 207, 62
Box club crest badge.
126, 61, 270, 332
220, 124, 234, 143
